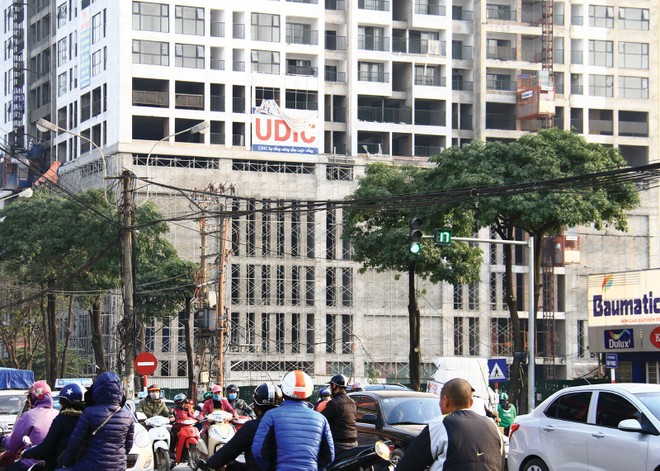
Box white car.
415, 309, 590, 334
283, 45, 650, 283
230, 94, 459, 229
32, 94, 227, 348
508, 383, 660, 471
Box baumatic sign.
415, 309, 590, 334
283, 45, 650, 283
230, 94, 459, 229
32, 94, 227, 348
252, 100, 318, 155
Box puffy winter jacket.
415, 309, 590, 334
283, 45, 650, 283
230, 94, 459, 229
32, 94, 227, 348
321, 392, 357, 446
252, 399, 334, 471
199, 397, 237, 418
135, 396, 170, 418
22, 408, 82, 471
58, 372, 134, 471
3, 392, 58, 468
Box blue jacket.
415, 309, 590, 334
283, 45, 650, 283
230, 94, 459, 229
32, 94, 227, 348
59, 372, 134, 471
252, 400, 334, 471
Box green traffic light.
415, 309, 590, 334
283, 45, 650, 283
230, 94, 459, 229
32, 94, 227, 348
410, 242, 422, 254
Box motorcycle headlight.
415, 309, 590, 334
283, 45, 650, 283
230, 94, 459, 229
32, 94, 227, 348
133, 426, 150, 448
209, 426, 230, 441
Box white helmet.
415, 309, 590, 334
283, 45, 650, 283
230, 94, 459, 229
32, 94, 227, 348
281, 370, 314, 400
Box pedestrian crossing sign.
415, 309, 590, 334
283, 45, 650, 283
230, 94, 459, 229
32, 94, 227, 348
487, 358, 508, 382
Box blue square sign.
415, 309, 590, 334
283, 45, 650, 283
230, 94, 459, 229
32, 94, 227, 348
487, 358, 508, 382
605, 353, 618, 369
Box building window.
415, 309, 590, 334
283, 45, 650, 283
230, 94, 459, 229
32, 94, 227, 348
619, 8, 649, 30
132, 1, 169, 33
145, 325, 154, 351
276, 265, 285, 305
177, 360, 187, 376
261, 313, 270, 353
162, 325, 170, 352
306, 314, 315, 353
92, 12, 102, 43
251, 50, 280, 74
286, 22, 313, 45
91, 50, 102, 76
57, 72, 67, 96
292, 266, 300, 305
57, 37, 68, 66
285, 89, 318, 110
468, 282, 479, 310
251, 13, 280, 42
589, 40, 613, 67
292, 313, 300, 353
231, 264, 240, 303
255, 87, 280, 106
468, 317, 479, 356
326, 314, 336, 353
358, 61, 386, 82
261, 265, 271, 305
177, 312, 186, 352
589, 74, 613, 97
247, 264, 256, 305
175, 43, 204, 69
305, 267, 315, 307
341, 268, 353, 307
618, 42, 649, 69
57, 2, 67, 28
454, 317, 464, 355
160, 360, 170, 376
453, 284, 463, 310
588, 5, 613, 28
276, 313, 285, 353
132, 39, 169, 66
175, 5, 204, 35
619, 76, 649, 99
326, 268, 336, 307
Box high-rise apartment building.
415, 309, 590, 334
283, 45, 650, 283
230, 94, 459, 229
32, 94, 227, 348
1, 0, 658, 389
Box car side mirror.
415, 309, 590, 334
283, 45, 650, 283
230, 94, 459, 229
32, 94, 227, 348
618, 419, 642, 432
360, 413, 377, 424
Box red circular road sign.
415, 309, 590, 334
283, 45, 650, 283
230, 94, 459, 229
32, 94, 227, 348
134, 352, 158, 376
651, 327, 660, 349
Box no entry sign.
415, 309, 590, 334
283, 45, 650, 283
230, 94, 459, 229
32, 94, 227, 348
134, 352, 158, 376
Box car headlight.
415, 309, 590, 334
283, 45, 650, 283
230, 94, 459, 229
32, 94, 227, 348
133, 426, 150, 448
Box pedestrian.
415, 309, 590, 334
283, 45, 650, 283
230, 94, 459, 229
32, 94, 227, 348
321, 374, 358, 455
199, 383, 283, 470
395, 378, 504, 471
497, 392, 517, 436
226, 384, 256, 419
22, 383, 86, 471
313, 387, 331, 412
135, 384, 170, 418
252, 370, 334, 470
1, 381, 59, 471
57, 371, 135, 471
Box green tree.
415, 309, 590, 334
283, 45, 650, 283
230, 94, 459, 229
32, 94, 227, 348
343, 163, 482, 390
427, 129, 640, 410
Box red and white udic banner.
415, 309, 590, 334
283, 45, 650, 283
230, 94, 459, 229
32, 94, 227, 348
252, 109, 319, 155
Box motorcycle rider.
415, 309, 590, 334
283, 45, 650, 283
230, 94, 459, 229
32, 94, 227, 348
198, 383, 283, 471
497, 392, 517, 436
226, 384, 256, 419
1, 381, 59, 471
199, 385, 237, 419
22, 383, 86, 471
321, 374, 358, 455
170, 393, 197, 460
313, 387, 331, 412
252, 370, 334, 470
135, 384, 170, 418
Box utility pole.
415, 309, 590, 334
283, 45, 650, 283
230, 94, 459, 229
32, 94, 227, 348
121, 170, 136, 397
216, 214, 229, 386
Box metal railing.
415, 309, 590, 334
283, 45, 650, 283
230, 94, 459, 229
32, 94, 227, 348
415, 75, 446, 87
325, 70, 347, 82
325, 35, 346, 51
487, 79, 515, 91
414, 3, 446, 16
452, 80, 473, 91
521, 49, 543, 63
325, 0, 346, 10
358, 0, 389, 11
211, 21, 225, 37
486, 6, 516, 21
286, 30, 319, 46
452, 44, 473, 60
210, 95, 225, 112
286, 65, 318, 77
174, 93, 204, 109
487, 46, 517, 61
451, 114, 473, 130
232, 97, 245, 113
486, 113, 516, 130
357, 106, 412, 124
233, 24, 245, 39
415, 109, 446, 126
453, 9, 473, 20
415, 145, 444, 156
210, 133, 225, 145
211, 59, 225, 70
358, 35, 389, 52
358, 71, 389, 83
233, 61, 246, 72
132, 90, 168, 107
588, 119, 613, 135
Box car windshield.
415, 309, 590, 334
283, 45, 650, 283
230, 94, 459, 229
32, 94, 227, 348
634, 392, 660, 420
380, 396, 441, 425
0, 395, 26, 415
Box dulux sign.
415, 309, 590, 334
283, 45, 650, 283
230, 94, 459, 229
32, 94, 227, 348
603, 329, 634, 350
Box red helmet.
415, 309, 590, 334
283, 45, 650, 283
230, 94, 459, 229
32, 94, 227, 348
29, 381, 51, 402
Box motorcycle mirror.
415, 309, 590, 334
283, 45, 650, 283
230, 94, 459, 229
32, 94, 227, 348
135, 411, 147, 421
374, 441, 391, 461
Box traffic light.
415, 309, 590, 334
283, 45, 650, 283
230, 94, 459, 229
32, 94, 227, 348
409, 217, 423, 253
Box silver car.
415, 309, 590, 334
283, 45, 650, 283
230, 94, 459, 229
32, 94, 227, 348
508, 383, 660, 471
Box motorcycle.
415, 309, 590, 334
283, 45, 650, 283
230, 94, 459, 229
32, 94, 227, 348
0, 435, 33, 470
199, 411, 235, 458
328, 440, 393, 471
138, 413, 171, 471
173, 418, 201, 469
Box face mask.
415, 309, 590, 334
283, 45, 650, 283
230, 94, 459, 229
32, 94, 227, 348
228, 393, 237, 401
213, 394, 222, 401
149, 393, 159, 400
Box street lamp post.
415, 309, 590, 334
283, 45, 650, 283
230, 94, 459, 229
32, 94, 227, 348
35, 118, 110, 204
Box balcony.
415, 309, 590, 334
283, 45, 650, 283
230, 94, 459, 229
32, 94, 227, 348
453, 8, 473, 20
486, 113, 516, 130
210, 133, 225, 145
211, 59, 225, 70
325, 35, 347, 51
286, 65, 318, 77
175, 93, 203, 110
357, 106, 412, 124
619, 121, 649, 137
358, 71, 389, 83
415, 145, 444, 156
415, 109, 446, 126
589, 119, 613, 136
133, 90, 168, 108
211, 95, 225, 112
415, 75, 446, 87
232, 97, 245, 113
452, 79, 474, 91
358, 0, 389, 11
325, 0, 346, 10
452, 44, 473, 60
570, 119, 583, 133
358, 35, 390, 52
286, 30, 319, 46
414, 3, 446, 16
520, 49, 542, 63
452, 114, 473, 130
325, 70, 347, 82
487, 46, 517, 61
287, 0, 318, 3
487, 5, 516, 21
211, 21, 225, 37
393, 38, 445, 55
487, 79, 516, 91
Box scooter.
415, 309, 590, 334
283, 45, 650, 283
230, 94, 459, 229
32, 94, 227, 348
199, 411, 235, 458
328, 440, 393, 471
138, 413, 171, 471
173, 418, 201, 469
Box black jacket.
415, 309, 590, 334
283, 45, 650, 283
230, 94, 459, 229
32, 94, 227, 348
22, 408, 83, 471
206, 416, 261, 470
321, 392, 357, 444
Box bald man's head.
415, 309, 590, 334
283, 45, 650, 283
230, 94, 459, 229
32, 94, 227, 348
440, 378, 473, 412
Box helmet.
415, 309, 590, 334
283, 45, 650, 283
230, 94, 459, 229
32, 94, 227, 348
253, 383, 283, 408
226, 384, 239, 394
147, 384, 160, 392
351, 382, 364, 392
329, 374, 348, 388
203, 391, 213, 401
59, 383, 86, 409
29, 381, 52, 403
500, 393, 509, 401
211, 385, 222, 394
174, 393, 187, 408
319, 387, 331, 397
281, 370, 314, 400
